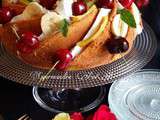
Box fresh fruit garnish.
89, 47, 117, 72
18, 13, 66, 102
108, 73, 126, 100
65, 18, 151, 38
55, 49, 72, 70
16, 41, 33, 54
11, 2, 46, 22
106, 37, 129, 53
118, 0, 134, 8
71, 5, 96, 22
41, 12, 64, 35
111, 14, 128, 37
135, 0, 149, 9
117, 9, 136, 28
21, 32, 39, 48
96, 0, 114, 9
17, 32, 39, 54
78, 16, 108, 47
39, 0, 57, 10
0, 7, 14, 24
52, 113, 70, 120
72, 1, 87, 16
130, 3, 143, 34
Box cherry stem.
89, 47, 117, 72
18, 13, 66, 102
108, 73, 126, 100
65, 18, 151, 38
11, 25, 20, 41
39, 60, 60, 82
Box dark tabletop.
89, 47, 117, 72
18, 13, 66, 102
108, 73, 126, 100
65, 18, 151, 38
0, 0, 160, 120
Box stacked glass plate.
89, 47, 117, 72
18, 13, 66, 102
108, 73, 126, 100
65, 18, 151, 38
109, 69, 160, 120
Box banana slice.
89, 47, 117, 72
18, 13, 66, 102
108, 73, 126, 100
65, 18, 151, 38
131, 3, 143, 34
11, 2, 46, 22
52, 113, 70, 120
41, 12, 64, 35
111, 14, 128, 38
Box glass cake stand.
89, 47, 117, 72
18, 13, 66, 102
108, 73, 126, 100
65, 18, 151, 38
0, 21, 157, 113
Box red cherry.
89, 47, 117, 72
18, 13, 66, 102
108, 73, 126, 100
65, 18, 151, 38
0, 7, 14, 24
135, 0, 149, 9
119, 0, 135, 8
16, 41, 33, 54
106, 37, 129, 53
55, 49, 72, 70
96, 0, 114, 9
21, 32, 39, 49
39, 0, 57, 10
72, 1, 87, 16
16, 32, 40, 54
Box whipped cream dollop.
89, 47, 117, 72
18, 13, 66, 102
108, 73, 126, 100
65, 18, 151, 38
11, 2, 47, 22
55, 0, 74, 20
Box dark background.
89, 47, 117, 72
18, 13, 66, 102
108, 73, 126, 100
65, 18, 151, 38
0, 0, 160, 119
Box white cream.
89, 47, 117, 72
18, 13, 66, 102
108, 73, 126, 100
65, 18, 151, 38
11, 2, 47, 22
55, 0, 74, 21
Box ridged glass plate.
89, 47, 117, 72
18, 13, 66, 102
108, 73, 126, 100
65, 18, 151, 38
109, 69, 160, 120
0, 21, 157, 90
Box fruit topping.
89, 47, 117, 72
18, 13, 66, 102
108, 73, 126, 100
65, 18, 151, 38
39, 0, 57, 10
55, 49, 73, 70
16, 32, 40, 54
0, 7, 14, 24
118, 0, 134, 8
96, 0, 114, 9
11, 2, 46, 22
130, 3, 143, 34
41, 12, 64, 35
106, 37, 129, 53
135, 0, 149, 9
78, 16, 108, 47
71, 5, 97, 22
72, 1, 87, 16
111, 14, 128, 38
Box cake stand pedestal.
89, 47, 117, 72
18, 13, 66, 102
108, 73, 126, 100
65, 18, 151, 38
32, 86, 106, 113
